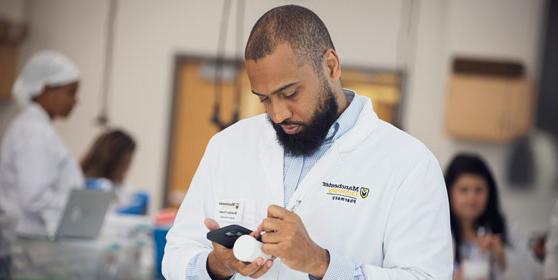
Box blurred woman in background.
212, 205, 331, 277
81, 129, 148, 215
446, 153, 541, 280
81, 129, 136, 189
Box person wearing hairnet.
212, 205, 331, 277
0, 50, 84, 237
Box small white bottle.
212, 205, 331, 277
462, 245, 490, 280
233, 235, 271, 262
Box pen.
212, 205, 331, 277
289, 199, 302, 212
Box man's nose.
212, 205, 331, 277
269, 100, 292, 124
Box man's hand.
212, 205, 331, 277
258, 205, 330, 278
205, 218, 274, 279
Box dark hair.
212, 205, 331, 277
81, 129, 136, 184
244, 5, 335, 72
445, 153, 509, 264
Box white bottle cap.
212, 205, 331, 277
233, 235, 271, 262
462, 259, 490, 280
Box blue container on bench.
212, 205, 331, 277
153, 226, 170, 279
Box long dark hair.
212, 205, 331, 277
81, 129, 136, 184
444, 153, 509, 264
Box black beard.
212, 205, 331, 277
269, 85, 339, 157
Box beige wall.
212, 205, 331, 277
0, 0, 26, 21
2, 0, 555, 234
0, 0, 26, 137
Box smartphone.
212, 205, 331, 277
206, 224, 253, 249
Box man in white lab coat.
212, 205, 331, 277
163, 5, 453, 280
0, 51, 84, 237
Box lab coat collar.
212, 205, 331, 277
336, 95, 379, 153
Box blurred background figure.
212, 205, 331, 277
530, 232, 546, 263
0, 207, 15, 279
545, 200, 558, 280
81, 129, 148, 215
81, 128, 136, 190
445, 153, 542, 280
0, 50, 83, 237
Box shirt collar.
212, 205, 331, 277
324, 89, 363, 143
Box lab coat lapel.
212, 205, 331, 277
258, 124, 285, 207
338, 97, 379, 153
286, 143, 341, 210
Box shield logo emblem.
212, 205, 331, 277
360, 187, 370, 199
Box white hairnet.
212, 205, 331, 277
12, 50, 80, 106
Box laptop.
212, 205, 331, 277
52, 188, 112, 240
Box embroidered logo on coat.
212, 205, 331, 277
322, 182, 371, 204
360, 187, 370, 199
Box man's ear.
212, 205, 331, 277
323, 49, 341, 81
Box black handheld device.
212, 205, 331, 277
206, 224, 253, 249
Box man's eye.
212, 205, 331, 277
284, 91, 297, 98
259, 96, 269, 103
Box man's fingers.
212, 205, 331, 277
267, 205, 289, 219
250, 259, 274, 278
251, 224, 264, 238
233, 259, 264, 277
211, 241, 228, 251
204, 218, 220, 231
261, 217, 284, 233
260, 231, 281, 244
261, 243, 282, 257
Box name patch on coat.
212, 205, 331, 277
215, 200, 244, 224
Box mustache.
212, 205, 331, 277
275, 119, 305, 126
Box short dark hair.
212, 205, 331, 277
244, 5, 335, 71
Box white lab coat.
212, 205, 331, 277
0, 104, 83, 237
163, 94, 454, 280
